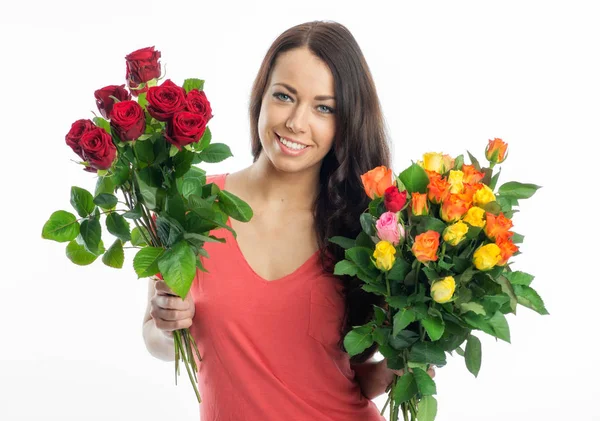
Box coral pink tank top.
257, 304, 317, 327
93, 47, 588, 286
189, 173, 384, 421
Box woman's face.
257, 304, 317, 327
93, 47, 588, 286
257, 46, 336, 173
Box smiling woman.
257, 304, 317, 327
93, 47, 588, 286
143, 20, 395, 421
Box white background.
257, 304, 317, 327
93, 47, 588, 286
1, 0, 598, 420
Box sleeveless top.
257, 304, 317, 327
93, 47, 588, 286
189, 173, 385, 421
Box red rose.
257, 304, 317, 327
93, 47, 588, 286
146, 79, 187, 121
65, 119, 95, 157
79, 128, 117, 170
384, 186, 407, 212
185, 89, 213, 122
94, 84, 132, 119
125, 46, 162, 96
109, 100, 146, 141
165, 112, 208, 150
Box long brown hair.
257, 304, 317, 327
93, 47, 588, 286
249, 21, 392, 364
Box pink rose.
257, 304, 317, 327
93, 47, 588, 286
376, 211, 405, 246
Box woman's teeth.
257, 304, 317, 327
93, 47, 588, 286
278, 135, 307, 150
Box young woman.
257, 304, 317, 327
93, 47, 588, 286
142, 20, 433, 420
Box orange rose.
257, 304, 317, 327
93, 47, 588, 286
440, 193, 471, 223
426, 171, 450, 204
361, 166, 394, 199
485, 138, 508, 164
411, 192, 429, 216
412, 230, 440, 263
484, 212, 513, 240
463, 183, 481, 203
496, 235, 519, 265
462, 164, 485, 185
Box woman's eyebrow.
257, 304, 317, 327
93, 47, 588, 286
273, 82, 336, 101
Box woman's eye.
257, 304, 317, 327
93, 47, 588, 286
317, 105, 335, 114
274, 92, 291, 101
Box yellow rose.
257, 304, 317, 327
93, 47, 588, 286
422, 152, 444, 173
442, 154, 455, 173
431, 276, 456, 303
443, 221, 469, 246
462, 206, 486, 228
373, 240, 396, 271
473, 184, 496, 207
448, 170, 464, 194
473, 243, 502, 271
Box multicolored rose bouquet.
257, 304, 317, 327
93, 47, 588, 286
330, 139, 547, 421
41, 46, 253, 403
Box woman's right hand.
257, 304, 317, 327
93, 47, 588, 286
149, 275, 196, 339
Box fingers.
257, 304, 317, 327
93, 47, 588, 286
154, 280, 178, 297
154, 295, 189, 311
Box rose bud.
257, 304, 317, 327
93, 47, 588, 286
447, 170, 465, 194
484, 212, 513, 241
384, 186, 407, 212
472, 184, 496, 207
185, 89, 214, 123
420, 152, 444, 173
373, 240, 396, 271
462, 206, 486, 228
442, 221, 469, 246
462, 164, 485, 185
165, 111, 208, 150
440, 193, 471, 223
94, 84, 131, 119
79, 127, 117, 170
146, 79, 187, 121
473, 243, 502, 271
411, 192, 429, 216
485, 138, 508, 165
412, 230, 440, 263
375, 212, 404, 246
496, 235, 519, 266
109, 100, 146, 141
360, 166, 394, 199
430, 276, 456, 303
125, 46, 162, 96
65, 119, 95, 157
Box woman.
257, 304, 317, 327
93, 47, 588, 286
142, 20, 433, 420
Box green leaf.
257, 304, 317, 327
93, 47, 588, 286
70, 186, 95, 217
66, 239, 100, 265
346, 247, 379, 278
373, 305, 387, 326
389, 329, 420, 350
95, 175, 116, 196
409, 341, 447, 366
333, 260, 358, 276
102, 239, 124, 268
157, 241, 197, 299
513, 285, 549, 315
399, 163, 429, 194
488, 311, 511, 342
498, 181, 541, 199
93, 117, 111, 133
361, 283, 387, 295
415, 216, 447, 235
495, 275, 518, 313
360, 213, 376, 236
42, 211, 80, 242
393, 308, 416, 336
131, 226, 150, 247
328, 236, 356, 249
421, 317, 445, 341
133, 247, 164, 278
343, 325, 374, 356
388, 258, 411, 282
511, 232, 525, 244
467, 150, 481, 171
173, 148, 195, 178
373, 326, 391, 346
217, 190, 253, 222
387, 296, 409, 309
80, 218, 102, 255
134, 138, 155, 163
106, 212, 131, 242
412, 367, 437, 395
459, 302, 487, 316
489, 167, 502, 190
465, 334, 482, 377
165, 193, 186, 226
198, 143, 233, 163
417, 396, 438, 421
453, 154, 464, 170
182, 78, 205, 93
505, 270, 534, 286
93, 193, 118, 209
122, 202, 143, 219
393, 372, 418, 404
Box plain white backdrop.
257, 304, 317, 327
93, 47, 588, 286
1, 0, 598, 420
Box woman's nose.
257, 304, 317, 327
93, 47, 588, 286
286, 104, 309, 133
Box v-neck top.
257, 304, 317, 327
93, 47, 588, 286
188, 173, 385, 421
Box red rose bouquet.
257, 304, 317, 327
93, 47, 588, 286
42, 46, 253, 403
330, 139, 546, 421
